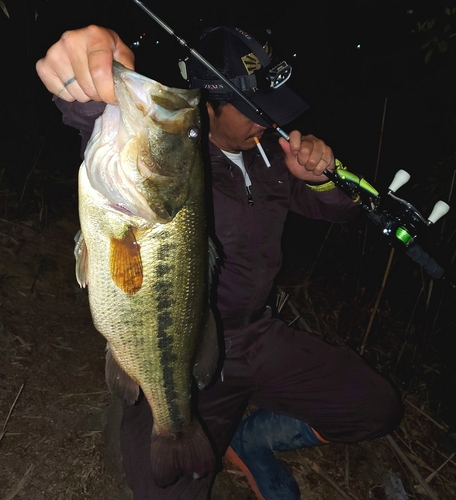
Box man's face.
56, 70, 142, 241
206, 102, 267, 153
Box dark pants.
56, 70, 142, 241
120, 308, 403, 499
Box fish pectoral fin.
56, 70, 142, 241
193, 308, 220, 390
105, 343, 140, 405
109, 227, 143, 295
74, 230, 89, 288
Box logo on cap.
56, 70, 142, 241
204, 83, 226, 91
241, 42, 273, 75
241, 53, 262, 75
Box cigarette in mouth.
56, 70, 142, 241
254, 137, 271, 168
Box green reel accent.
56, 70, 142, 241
395, 227, 413, 245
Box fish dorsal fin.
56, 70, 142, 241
110, 227, 143, 295
105, 342, 140, 405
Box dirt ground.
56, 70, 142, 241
1, 191, 456, 500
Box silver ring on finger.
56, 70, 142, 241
57, 76, 77, 98
63, 76, 77, 87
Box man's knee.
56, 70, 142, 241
357, 380, 403, 441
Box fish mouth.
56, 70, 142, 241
112, 61, 200, 112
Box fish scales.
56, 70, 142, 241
86, 204, 205, 431
75, 62, 218, 487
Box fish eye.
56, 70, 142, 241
187, 127, 200, 141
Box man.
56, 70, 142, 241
36, 25, 403, 500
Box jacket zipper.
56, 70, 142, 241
246, 185, 254, 206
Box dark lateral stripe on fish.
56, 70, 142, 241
156, 306, 182, 430
156, 241, 176, 261
155, 262, 171, 277
156, 293, 173, 310
153, 231, 183, 430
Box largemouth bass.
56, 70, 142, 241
75, 62, 219, 487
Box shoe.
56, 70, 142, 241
225, 444, 268, 500
225, 410, 326, 500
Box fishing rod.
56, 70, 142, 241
131, 1, 346, 181
132, 1, 290, 139
131, 0, 453, 283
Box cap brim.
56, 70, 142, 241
230, 84, 309, 127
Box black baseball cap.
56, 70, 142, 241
182, 26, 309, 127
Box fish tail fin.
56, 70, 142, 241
150, 419, 215, 488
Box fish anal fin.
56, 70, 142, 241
110, 227, 143, 295
149, 419, 215, 487
105, 343, 140, 405
193, 308, 220, 390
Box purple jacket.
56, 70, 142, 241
55, 99, 359, 330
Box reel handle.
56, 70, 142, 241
428, 200, 450, 225
388, 169, 411, 193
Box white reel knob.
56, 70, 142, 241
428, 200, 450, 224
388, 169, 411, 193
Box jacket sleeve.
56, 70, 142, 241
289, 175, 361, 223
53, 97, 106, 158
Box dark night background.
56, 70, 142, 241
2, 0, 456, 178
2, 0, 456, 205
1, 0, 456, 418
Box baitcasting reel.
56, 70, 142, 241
331, 166, 451, 280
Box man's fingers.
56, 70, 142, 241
35, 47, 74, 99
35, 25, 135, 104
82, 27, 134, 102
113, 37, 135, 70
84, 45, 134, 103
